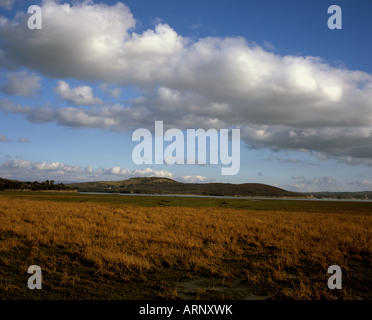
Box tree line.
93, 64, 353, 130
0, 178, 72, 191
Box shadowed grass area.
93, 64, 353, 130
0, 193, 371, 300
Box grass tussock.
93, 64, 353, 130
0, 196, 371, 299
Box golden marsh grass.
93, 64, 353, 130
0, 195, 371, 299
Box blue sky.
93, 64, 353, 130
0, 0, 372, 192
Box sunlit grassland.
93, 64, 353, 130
0, 192, 371, 300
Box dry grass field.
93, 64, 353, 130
0, 193, 371, 300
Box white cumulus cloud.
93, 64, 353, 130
0, 159, 198, 182
54, 81, 102, 105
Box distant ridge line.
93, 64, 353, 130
66, 177, 301, 197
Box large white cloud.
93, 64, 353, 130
0, 0, 183, 83
1, 1, 372, 166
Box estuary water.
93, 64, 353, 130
79, 192, 372, 203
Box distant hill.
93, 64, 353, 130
67, 177, 301, 197
2, 176, 371, 199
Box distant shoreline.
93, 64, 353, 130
78, 192, 372, 202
